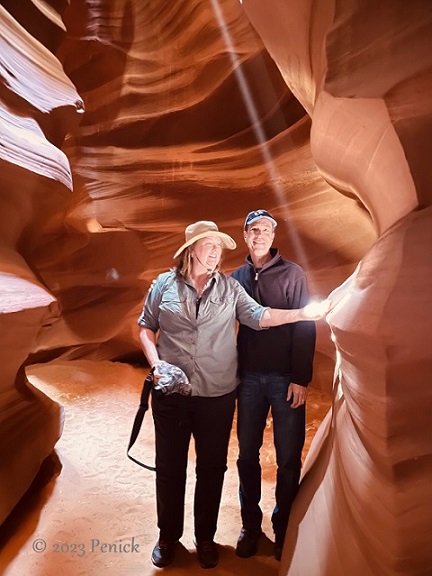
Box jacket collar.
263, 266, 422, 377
246, 247, 281, 272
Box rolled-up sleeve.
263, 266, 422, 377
137, 275, 166, 332
230, 278, 268, 330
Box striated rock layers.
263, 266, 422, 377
0, 1, 431, 574
0, 2, 81, 523
240, 0, 432, 574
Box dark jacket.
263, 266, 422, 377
231, 248, 316, 385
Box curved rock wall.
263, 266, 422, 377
0, 2, 82, 522
241, 0, 432, 574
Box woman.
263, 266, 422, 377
138, 220, 326, 569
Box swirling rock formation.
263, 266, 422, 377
240, 0, 432, 574
0, 1, 82, 523
0, 1, 431, 574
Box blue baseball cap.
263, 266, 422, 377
244, 209, 277, 230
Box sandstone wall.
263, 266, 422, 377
240, 1, 432, 574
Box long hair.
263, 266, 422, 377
176, 246, 194, 279
176, 244, 223, 279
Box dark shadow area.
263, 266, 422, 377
0, 451, 62, 568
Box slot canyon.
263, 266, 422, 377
0, 1, 431, 575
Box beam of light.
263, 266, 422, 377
209, 0, 316, 288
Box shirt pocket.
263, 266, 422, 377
159, 292, 187, 330
205, 295, 235, 321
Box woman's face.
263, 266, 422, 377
192, 237, 223, 272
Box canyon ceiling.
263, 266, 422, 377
0, 1, 431, 575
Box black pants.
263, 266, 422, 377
151, 389, 236, 542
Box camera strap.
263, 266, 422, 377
127, 370, 156, 471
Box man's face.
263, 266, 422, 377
244, 217, 275, 258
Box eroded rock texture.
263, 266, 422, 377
239, 1, 432, 574
0, 1, 82, 523
0, 1, 431, 574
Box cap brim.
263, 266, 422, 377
245, 215, 277, 229
174, 231, 236, 259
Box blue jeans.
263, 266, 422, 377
236, 372, 305, 537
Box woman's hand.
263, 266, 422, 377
300, 299, 332, 320
152, 361, 163, 384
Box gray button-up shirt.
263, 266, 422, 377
138, 269, 267, 397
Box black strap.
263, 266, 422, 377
127, 372, 156, 471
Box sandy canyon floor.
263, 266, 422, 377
0, 360, 331, 576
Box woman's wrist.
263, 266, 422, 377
289, 309, 302, 322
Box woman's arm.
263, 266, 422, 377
261, 300, 331, 327
139, 327, 160, 368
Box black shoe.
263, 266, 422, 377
195, 540, 219, 568
151, 539, 177, 568
274, 533, 285, 561
235, 527, 262, 558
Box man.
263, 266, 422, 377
231, 209, 316, 561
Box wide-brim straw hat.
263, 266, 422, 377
173, 221, 236, 259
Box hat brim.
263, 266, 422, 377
174, 231, 236, 259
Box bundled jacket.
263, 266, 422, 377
231, 248, 316, 385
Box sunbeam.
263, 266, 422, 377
210, 0, 314, 280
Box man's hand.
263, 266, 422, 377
287, 383, 307, 408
